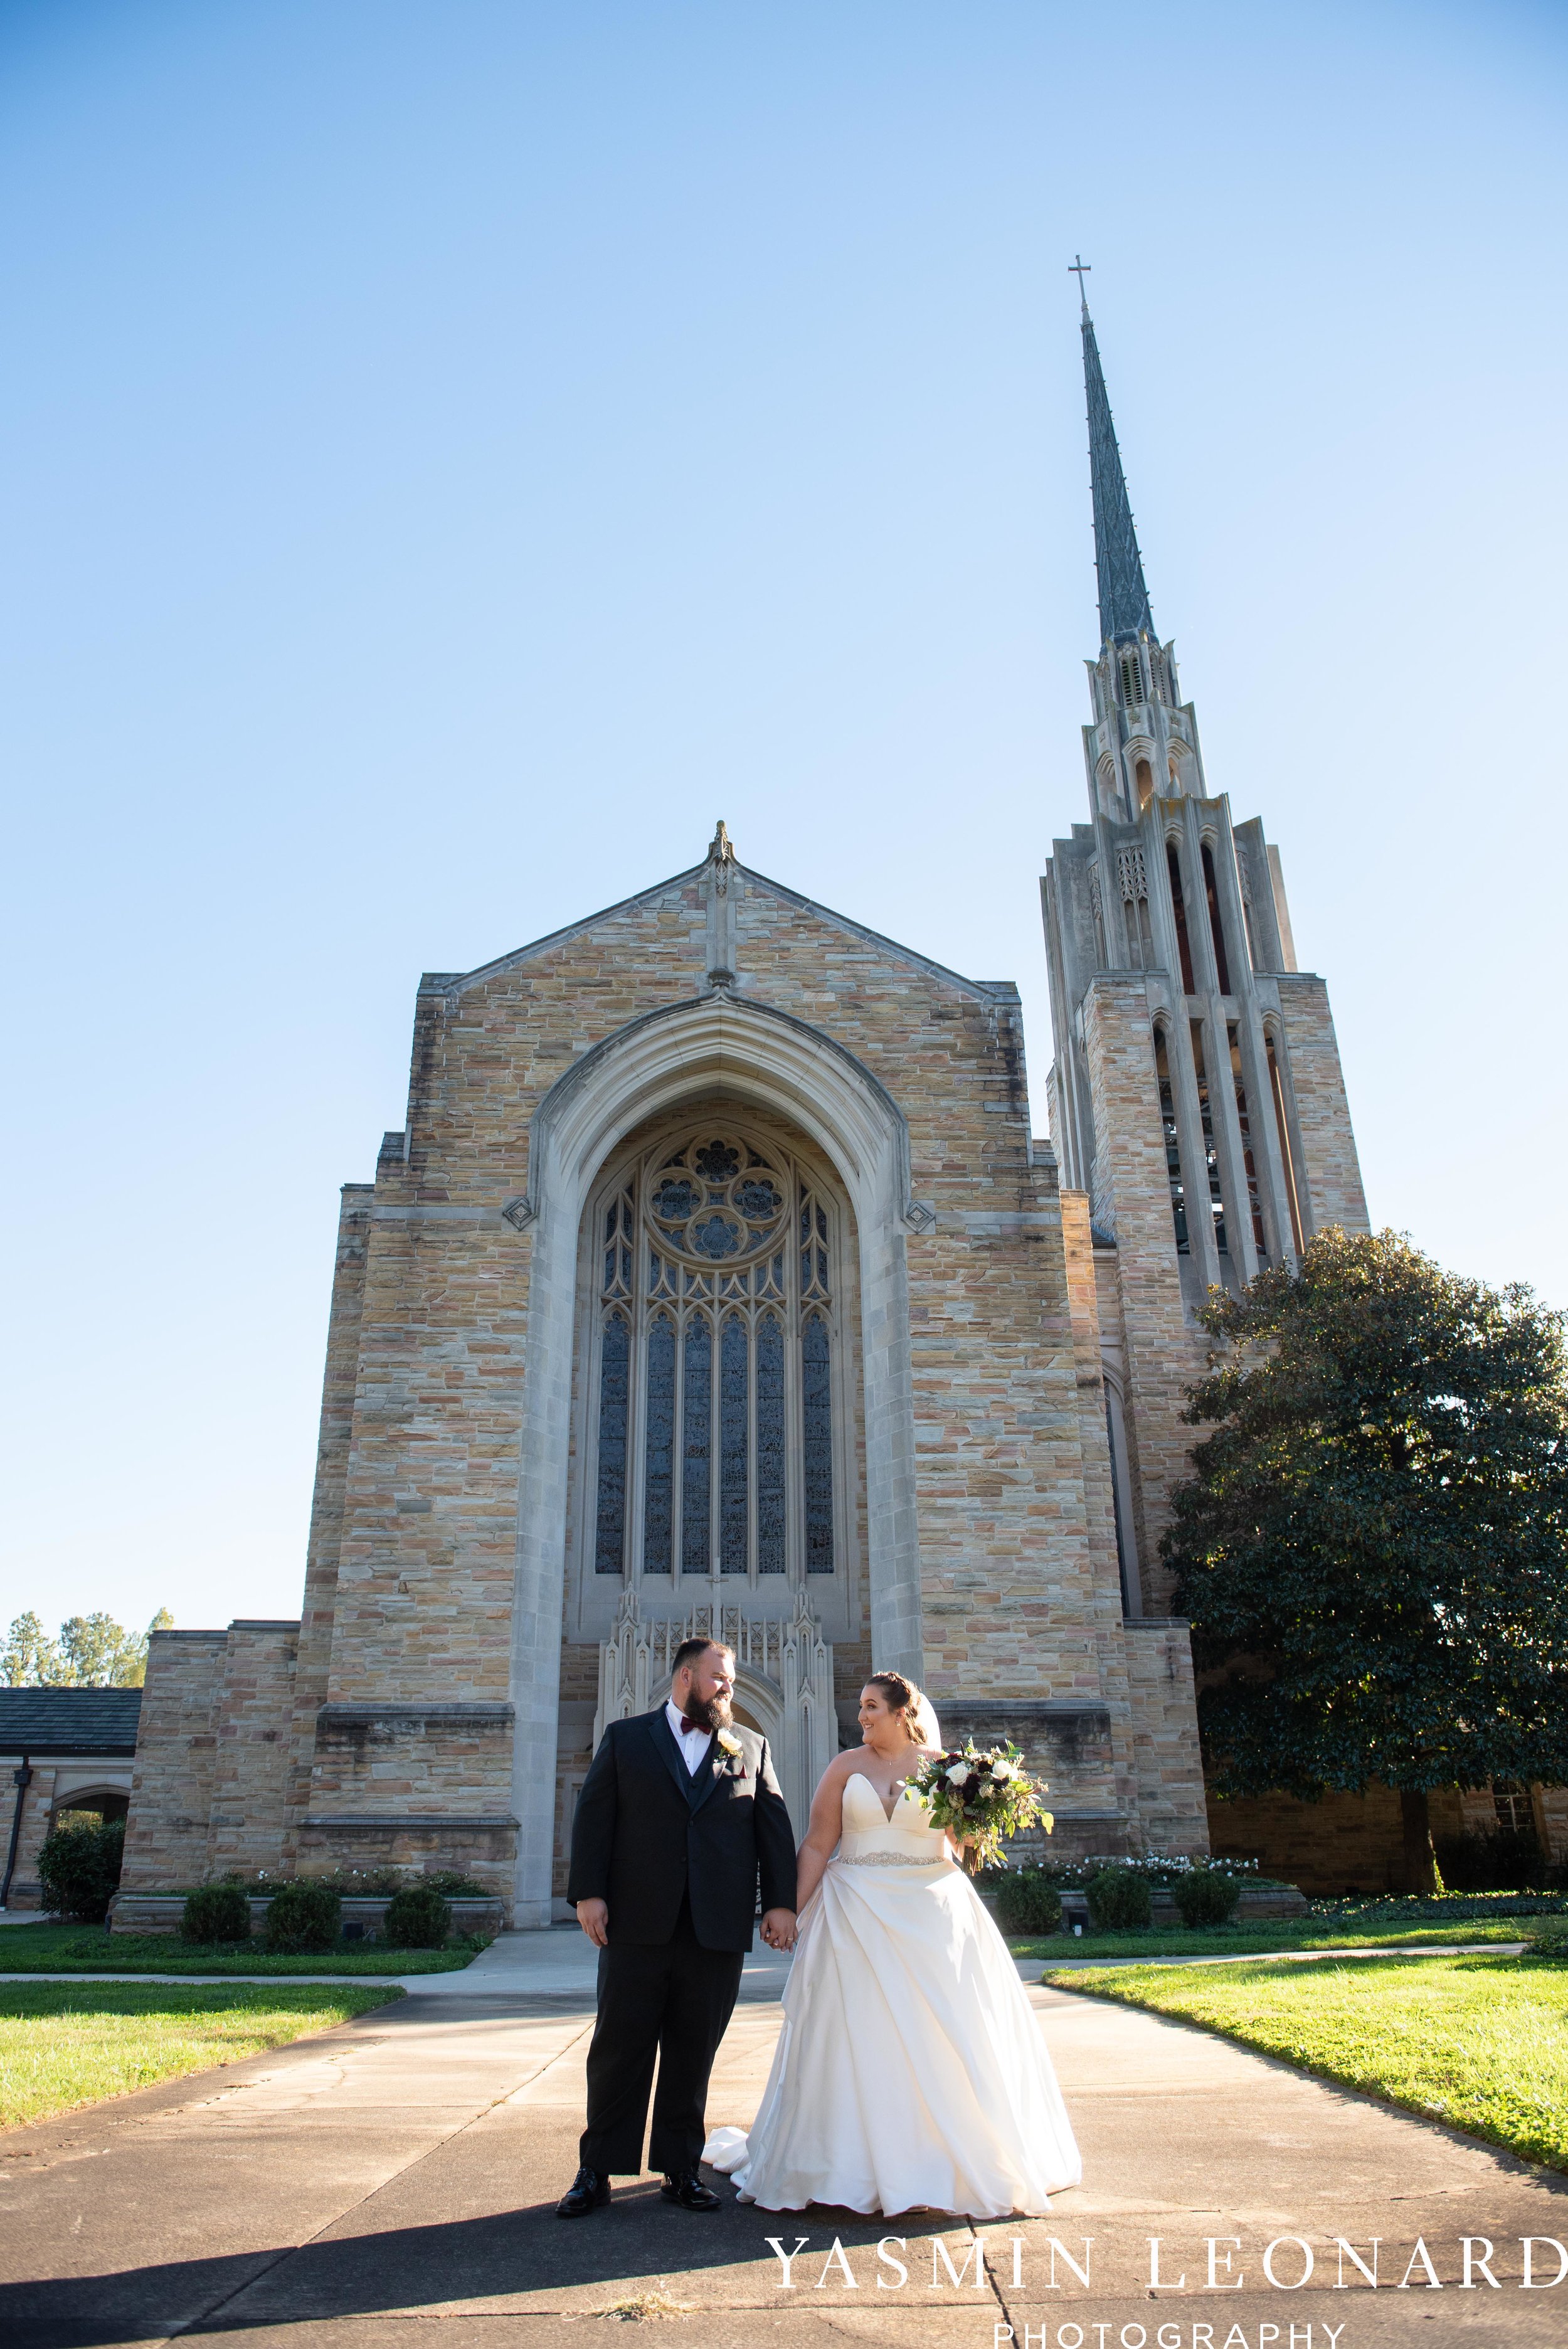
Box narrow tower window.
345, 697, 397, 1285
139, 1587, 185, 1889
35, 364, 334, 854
1202, 844, 1233, 994
1167, 844, 1197, 995
1134, 757, 1153, 810
1190, 1021, 1227, 1255
1227, 1023, 1268, 1258
1266, 1032, 1306, 1256
1120, 651, 1142, 706
1152, 1026, 1189, 1253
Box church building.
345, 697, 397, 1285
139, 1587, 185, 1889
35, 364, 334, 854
117, 303, 1371, 1923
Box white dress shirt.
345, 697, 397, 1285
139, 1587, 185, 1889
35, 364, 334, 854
665, 1698, 714, 1775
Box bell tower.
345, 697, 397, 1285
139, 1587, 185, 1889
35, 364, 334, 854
1042, 286, 1369, 1606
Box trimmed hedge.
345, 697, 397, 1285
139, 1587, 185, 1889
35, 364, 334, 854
992, 1869, 1064, 1936
181, 1884, 254, 1944
36, 1817, 125, 1924
384, 1885, 452, 1949
1086, 1865, 1153, 1933
263, 1880, 342, 1954
1172, 1868, 1242, 1928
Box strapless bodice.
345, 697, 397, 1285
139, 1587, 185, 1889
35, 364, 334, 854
836, 1771, 955, 1868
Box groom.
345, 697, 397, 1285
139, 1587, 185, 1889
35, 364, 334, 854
558, 1637, 798, 2217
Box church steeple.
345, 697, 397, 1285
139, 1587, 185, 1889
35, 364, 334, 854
1081, 301, 1154, 647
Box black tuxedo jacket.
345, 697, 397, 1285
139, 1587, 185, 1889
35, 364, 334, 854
566, 1708, 797, 1953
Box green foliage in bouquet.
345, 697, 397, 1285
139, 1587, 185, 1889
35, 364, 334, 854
908, 1741, 1049, 1870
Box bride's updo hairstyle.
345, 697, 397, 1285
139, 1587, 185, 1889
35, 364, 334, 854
866, 1671, 935, 1746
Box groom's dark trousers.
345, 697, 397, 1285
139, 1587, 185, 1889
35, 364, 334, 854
567, 1709, 796, 2176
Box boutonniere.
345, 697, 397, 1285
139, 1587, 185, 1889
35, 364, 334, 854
715, 1729, 744, 1772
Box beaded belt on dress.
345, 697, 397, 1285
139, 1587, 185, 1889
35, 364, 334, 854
835, 1850, 953, 1869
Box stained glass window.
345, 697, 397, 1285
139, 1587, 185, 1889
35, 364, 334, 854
681, 1316, 712, 1574
593, 1312, 630, 1573
586, 1129, 842, 1586
802, 1312, 834, 1573
719, 1317, 749, 1574
756, 1313, 785, 1572
642, 1316, 675, 1573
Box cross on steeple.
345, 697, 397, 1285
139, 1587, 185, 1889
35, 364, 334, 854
1069, 254, 1091, 309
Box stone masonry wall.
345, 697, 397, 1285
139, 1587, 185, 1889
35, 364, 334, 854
205, 1623, 299, 1881
120, 1631, 226, 1892
283, 1184, 373, 1862
1212, 1782, 1567, 1896
1123, 1620, 1209, 1854
1274, 974, 1369, 1238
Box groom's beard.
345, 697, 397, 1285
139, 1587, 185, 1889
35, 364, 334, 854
682, 1690, 733, 1734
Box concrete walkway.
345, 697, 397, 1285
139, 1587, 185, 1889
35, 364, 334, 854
0, 1929, 1564, 2348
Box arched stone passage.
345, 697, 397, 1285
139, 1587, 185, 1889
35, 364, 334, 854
506, 988, 924, 1924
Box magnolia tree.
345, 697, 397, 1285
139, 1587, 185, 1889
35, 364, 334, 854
1163, 1228, 1568, 1892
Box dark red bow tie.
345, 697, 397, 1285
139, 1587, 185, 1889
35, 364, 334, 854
681, 1714, 713, 1737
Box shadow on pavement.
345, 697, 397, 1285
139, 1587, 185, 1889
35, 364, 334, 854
0, 2191, 936, 2349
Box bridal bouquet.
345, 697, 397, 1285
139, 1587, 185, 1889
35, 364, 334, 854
908, 1740, 1051, 1871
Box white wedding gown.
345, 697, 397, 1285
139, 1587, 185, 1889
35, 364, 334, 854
704, 1772, 1081, 2216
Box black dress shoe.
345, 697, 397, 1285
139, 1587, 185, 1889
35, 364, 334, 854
556, 2165, 612, 2217
660, 2168, 721, 2211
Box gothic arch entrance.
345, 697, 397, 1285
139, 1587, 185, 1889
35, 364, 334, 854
506, 987, 924, 1924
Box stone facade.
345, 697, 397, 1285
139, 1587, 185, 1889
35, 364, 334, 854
122, 305, 1464, 1919
120, 819, 1219, 1916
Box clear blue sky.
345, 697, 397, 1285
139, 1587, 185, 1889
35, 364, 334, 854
4, 0, 1565, 1634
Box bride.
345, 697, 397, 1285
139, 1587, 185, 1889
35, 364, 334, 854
706, 1671, 1081, 2217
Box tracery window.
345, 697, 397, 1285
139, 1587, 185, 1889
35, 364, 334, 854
586, 1129, 841, 1584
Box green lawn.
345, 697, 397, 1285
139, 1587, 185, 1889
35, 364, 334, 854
0, 1924, 486, 1976
0, 1980, 405, 2132
1047, 1952, 1568, 2171
1009, 1917, 1537, 1963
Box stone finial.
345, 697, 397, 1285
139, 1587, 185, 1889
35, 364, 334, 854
708, 819, 734, 865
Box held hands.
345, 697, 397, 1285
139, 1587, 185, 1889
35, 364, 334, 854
576, 1897, 610, 1947
760, 1907, 798, 1952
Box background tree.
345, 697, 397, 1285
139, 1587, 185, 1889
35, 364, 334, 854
1164, 1229, 1568, 1892
1, 1608, 172, 1687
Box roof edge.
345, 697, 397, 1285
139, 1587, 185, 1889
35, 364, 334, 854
428, 858, 1014, 1007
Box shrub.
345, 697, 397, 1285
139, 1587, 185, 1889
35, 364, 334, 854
1172, 1868, 1242, 1929
263, 1879, 342, 1953
422, 1870, 487, 1898
1086, 1865, 1153, 1933
992, 1869, 1064, 1936
384, 1884, 452, 1949
181, 1884, 253, 1944
36, 1816, 125, 1924
1434, 1828, 1545, 1893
